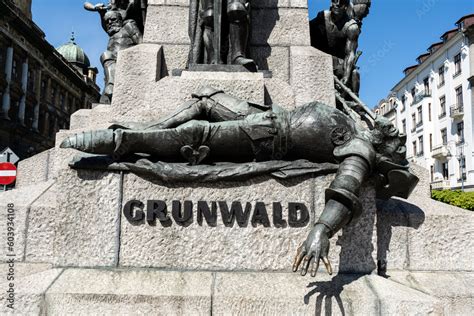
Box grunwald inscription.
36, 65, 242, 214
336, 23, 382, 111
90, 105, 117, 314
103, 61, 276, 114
123, 200, 311, 228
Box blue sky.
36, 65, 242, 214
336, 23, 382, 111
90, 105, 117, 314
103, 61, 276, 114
32, 0, 473, 107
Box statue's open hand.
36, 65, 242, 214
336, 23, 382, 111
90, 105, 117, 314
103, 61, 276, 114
293, 224, 333, 277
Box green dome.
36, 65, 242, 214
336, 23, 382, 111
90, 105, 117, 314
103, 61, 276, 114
56, 33, 91, 68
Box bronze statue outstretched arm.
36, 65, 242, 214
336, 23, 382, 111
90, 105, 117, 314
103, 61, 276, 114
84, 2, 109, 32
293, 138, 374, 277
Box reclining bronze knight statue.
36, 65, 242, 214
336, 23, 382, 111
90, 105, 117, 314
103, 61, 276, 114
61, 85, 418, 277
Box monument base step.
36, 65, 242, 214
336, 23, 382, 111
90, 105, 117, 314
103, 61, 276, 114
1, 263, 473, 315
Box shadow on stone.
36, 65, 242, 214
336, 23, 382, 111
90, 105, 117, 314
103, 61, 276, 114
305, 273, 367, 315
249, 7, 279, 71
376, 198, 425, 277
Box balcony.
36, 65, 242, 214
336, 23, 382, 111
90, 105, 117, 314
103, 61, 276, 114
431, 144, 450, 159
450, 104, 464, 119
411, 90, 432, 105
431, 179, 451, 191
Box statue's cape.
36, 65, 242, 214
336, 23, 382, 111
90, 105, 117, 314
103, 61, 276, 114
69, 154, 338, 182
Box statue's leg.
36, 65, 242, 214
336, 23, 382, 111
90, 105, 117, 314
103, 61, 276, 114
351, 68, 360, 96
145, 89, 261, 130
201, 0, 216, 63
100, 51, 116, 104
145, 99, 209, 129
122, 119, 259, 162
61, 120, 256, 163
60, 111, 285, 164
227, 0, 256, 71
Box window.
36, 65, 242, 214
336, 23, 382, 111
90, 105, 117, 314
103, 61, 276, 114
455, 86, 463, 108
68, 96, 73, 113
457, 121, 464, 143
411, 87, 416, 100
428, 103, 432, 121
412, 141, 417, 157
441, 128, 448, 145
51, 84, 57, 104
417, 106, 423, 125
402, 119, 406, 134
418, 136, 424, 156
454, 53, 462, 76
401, 95, 406, 111
27, 69, 35, 92
439, 96, 446, 118
412, 113, 416, 131
59, 93, 65, 111
442, 162, 449, 180
12, 59, 17, 80
430, 166, 434, 182
40, 79, 47, 99
423, 77, 430, 95
48, 114, 56, 137
438, 66, 445, 86
0, 47, 4, 74
429, 134, 433, 152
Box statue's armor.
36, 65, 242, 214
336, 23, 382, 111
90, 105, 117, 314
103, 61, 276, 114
106, 21, 141, 56
198, 0, 251, 64
310, 10, 357, 60
100, 21, 141, 103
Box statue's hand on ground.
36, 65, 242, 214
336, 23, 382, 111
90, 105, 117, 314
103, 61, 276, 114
293, 224, 333, 277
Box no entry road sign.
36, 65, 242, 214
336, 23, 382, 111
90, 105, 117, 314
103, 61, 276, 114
0, 162, 17, 185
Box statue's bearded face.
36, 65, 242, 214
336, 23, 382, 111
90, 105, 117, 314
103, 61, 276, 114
105, 13, 123, 35
353, 3, 371, 21
373, 120, 408, 165
330, 0, 349, 19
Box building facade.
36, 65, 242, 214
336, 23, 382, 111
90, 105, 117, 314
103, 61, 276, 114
376, 14, 474, 191
0, 0, 100, 160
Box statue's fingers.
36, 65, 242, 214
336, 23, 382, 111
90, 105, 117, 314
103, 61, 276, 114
310, 257, 320, 277
292, 244, 305, 272
322, 256, 333, 275
300, 256, 311, 276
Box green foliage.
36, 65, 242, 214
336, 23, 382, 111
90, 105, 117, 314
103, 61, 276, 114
431, 190, 474, 211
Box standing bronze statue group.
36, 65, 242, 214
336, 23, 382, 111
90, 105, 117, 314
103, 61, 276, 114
74, 0, 418, 278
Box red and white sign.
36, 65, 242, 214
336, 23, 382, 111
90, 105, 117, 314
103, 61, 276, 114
0, 163, 17, 185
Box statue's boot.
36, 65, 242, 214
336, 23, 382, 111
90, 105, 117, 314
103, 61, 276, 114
229, 20, 257, 72
60, 130, 116, 155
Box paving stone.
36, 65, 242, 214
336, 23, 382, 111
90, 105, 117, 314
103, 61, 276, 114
0, 263, 63, 315
377, 164, 474, 272
16, 149, 53, 188
389, 271, 474, 315
212, 272, 442, 315
0, 181, 55, 263
51, 132, 122, 267
24, 184, 58, 263
45, 268, 212, 315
